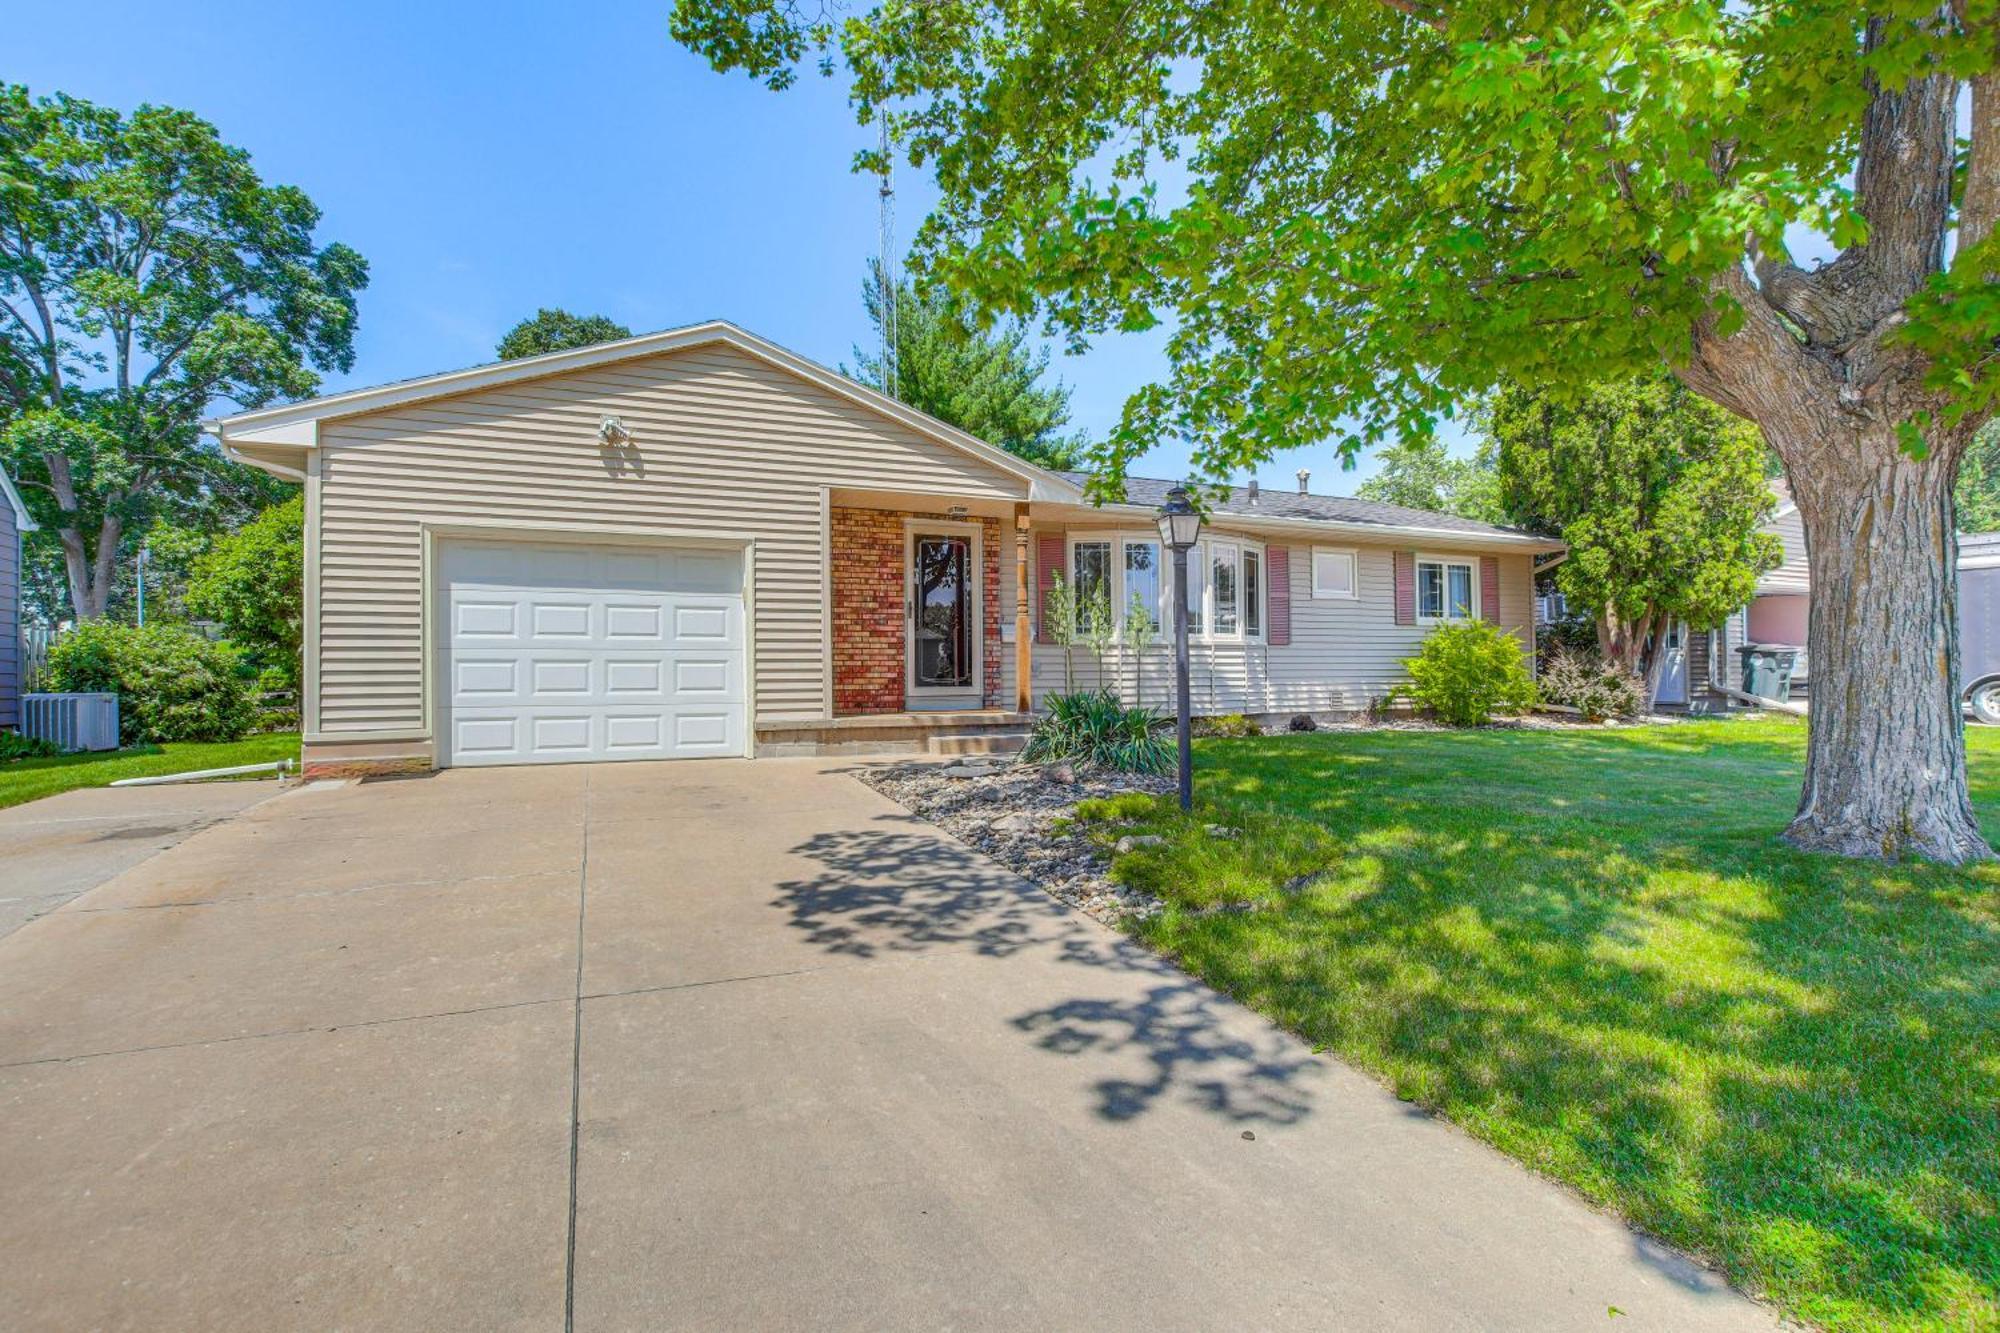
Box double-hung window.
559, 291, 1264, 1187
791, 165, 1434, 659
1071, 540, 1112, 634
1243, 549, 1261, 637
1123, 539, 1162, 635
1417, 555, 1478, 622
1211, 542, 1240, 635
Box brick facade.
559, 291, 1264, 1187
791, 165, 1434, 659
830, 506, 1003, 714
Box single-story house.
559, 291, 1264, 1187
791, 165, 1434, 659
207, 321, 1563, 775
0, 462, 34, 734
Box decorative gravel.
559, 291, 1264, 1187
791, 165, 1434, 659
857, 757, 1172, 924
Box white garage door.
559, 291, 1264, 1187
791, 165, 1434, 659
438, 539, 746, 767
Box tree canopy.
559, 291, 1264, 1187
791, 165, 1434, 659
1488, 376, 1781, 694
674, 1, 2000, 862
496, 308, 633, 360
0, 86, 364, 622
848, 261, 1085, 470
186, 494, 304, 690
1356, 437, 1502, 523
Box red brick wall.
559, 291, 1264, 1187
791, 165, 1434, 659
831, 506, 1003, 715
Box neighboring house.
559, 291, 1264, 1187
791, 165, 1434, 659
1679, 479, 1809, 711
0, 463, 33, 733
206, 320, 1562, 775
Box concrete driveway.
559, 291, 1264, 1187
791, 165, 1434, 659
0, 760, 1776, 1331
0, 779, 285, 941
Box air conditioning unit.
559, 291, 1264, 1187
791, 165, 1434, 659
22, 692, 121, 752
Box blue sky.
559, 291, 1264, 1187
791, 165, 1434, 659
13, 0, 1434, 490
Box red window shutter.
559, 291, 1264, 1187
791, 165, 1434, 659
1394, 551, 1416, 626
1036, 533, 1064, 643
1480, 556, 1501, 624
1266, 545, 1291, 646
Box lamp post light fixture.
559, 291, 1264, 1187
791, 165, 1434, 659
1156, 485, 1203, 812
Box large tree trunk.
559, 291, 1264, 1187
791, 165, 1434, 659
1782, 423, 1990, 863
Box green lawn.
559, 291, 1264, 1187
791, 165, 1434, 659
0, 733, 301, 811
1085, 718, 1998, 1332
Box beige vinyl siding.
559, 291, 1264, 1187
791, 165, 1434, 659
313, 344, 1026, 735
996, 525, 1536, 715
1763, 507, 1809, 588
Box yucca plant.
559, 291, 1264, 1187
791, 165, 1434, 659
1022, 689, 1173, 773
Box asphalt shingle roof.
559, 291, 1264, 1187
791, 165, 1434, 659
1060, 472, 1553, 541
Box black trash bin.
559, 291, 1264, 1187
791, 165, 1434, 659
1738, 644, 1799, 701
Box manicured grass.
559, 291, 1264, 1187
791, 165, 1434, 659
1085, 718, 1999, 1331
0, 733, 301, 811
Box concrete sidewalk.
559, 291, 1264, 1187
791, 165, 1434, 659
0, 760, 1777, 1331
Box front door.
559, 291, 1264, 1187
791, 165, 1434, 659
1655, 621, 1689, 705
906, 528, 981, 708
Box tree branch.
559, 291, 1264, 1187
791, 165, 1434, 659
1960, 22, 2000, 255
1375, 0, 1445, 33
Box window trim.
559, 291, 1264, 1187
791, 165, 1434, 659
1415, 552, 1481, 624
1310, 546, 1359, 601
1061, 530, 1266, 644
1064, 531, 1169, 642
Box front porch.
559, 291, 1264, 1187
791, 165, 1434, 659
756, 709, 1035, 758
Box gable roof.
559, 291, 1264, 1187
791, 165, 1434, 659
0, 462, 33, 532
1065, 472, 1560, 547
204, 320, 1080, 501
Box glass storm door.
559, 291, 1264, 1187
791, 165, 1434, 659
908, 532, 976, 701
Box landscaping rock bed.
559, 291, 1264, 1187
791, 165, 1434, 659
857, 757, 1172, 924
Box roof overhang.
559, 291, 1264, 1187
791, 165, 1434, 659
204, 320, 1083, 503
0, 464, 34, 531
1034, 497, 1565, 553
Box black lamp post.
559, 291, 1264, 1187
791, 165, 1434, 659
1156, 485, 1203, 812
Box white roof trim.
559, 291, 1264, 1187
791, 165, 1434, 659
1071, 499, 1564, 551
203, 319, 1082, 503
0, 463, 34, 532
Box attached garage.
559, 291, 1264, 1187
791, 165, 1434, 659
436, 537, 747, 766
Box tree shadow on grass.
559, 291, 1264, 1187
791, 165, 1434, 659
1142, 731, 2000, 1328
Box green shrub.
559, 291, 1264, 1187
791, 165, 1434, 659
44, 622, 258, 745
1193, 712, 1262, 738
1538, 645, 1645, 720
1074, 792, 1168, 823
0, 730, 60, 761
1400, 621, 1537, 726
1023, 689, 1173, 772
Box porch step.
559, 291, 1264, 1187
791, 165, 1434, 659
927, 730, 1031, 757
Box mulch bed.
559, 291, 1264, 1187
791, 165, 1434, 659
856, 757, 1171, 924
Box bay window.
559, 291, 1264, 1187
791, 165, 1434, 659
1072, 540, 1112, 632
1211, 543, 1240, 635
1123, 539, 1162, 634
1244, 549, 1261, 637
1061, 531, 1266, 643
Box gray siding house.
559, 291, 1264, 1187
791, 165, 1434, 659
0, 464, 33, 733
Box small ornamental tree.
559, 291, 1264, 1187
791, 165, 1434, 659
186, 495, 304, 690
496, 308, 633, 360
1489, 376, 1783, 707
673, 1, 2000, 862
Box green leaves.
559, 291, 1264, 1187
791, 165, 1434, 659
669, 1, 1995, 491
496, 309, 633, 360
1489, 373, 1780, 633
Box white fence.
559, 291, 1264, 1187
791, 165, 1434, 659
21, 625, 57, 691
